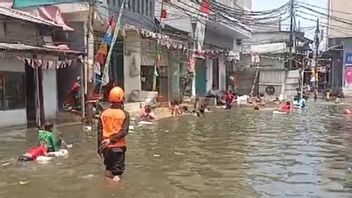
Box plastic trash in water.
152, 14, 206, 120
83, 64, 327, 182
131, 117, 136, 121
84, 126, 92, 131
19, 181, 29, 185
153, 154, 160, 157
0, 162, 10, 167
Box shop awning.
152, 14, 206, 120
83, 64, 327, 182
0, 43, 83, 57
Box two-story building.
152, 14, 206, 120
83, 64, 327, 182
327, 0, 352, 96
158, 0, 252, 97
0, 6, 81, 127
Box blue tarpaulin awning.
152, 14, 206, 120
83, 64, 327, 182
13, 0, 87, 8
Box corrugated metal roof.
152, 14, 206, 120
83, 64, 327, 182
0, 6, 60, 27
0, 43, 82, 55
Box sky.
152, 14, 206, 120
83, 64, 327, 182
252, 0, 327, 39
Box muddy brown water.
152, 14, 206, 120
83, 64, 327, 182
1, 103, 352, 197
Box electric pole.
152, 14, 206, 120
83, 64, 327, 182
86, 0, 95, 124
289, 0, 295, 70
314, 18, 320, 100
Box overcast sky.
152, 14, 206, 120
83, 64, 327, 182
252, 0, 327, 39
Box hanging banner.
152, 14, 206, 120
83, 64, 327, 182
13, 0, 87, 8
345, 66, 352, 88
194, 0, 210, 51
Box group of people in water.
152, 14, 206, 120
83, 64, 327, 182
18, 85, 310, 184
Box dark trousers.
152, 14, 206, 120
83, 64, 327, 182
103, 147, 126, 176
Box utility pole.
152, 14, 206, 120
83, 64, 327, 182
289, 0, 295, 70
86, 0, 95, 125
314, 18, 320, 100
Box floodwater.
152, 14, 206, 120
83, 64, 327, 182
1, 103, 352, 197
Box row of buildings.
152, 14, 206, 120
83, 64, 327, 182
0, 0, 317, 127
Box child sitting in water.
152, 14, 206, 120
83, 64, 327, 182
170, 100, 182, 116
38, 122, 65, 152
192, 98, 203, 117
139, 103, 156, 120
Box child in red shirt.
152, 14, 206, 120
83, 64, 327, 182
18, 143, 48, 161
280, 101, 292, 112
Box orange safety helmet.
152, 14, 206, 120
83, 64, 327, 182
109, 87, 125, 103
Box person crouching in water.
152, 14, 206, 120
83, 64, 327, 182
139, 103, 156, 121
18, 141, 48, 161
98, 87, 130, 182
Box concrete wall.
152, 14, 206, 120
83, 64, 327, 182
0, 19, 40, 45
124, 32, 141, 99
42, 69, 57, 119
219, 58, 226, 91
329, 0, 352, 38
206, 58, 213, 91
168, 52, 181, 101
0, 109, 27, 127
0, 57, 26, 127
204, 28, 234, 49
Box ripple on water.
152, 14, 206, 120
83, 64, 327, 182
0, 103, 352, 197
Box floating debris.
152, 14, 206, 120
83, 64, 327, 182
153, 154, 160, 157
19, 181, 29, 185
84, 126, 92, 131
0, 162, 10, 167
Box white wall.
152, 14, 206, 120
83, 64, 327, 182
42, 69, 58, 120
124, 32, 141, 99
0, 109, 27, 127
206, 58, 213, 91
219, 58, 226, 91
0, 57, 26, 127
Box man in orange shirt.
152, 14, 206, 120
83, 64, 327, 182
97, 87, 130, 182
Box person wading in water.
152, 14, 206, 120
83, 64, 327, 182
97, 87, 130, 182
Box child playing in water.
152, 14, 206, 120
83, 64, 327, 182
193, 98, 206, 117
18, 141, 48, 161
280, 101, 293, 112
139, 103, 156, 120
170, 100, 182, 116
224, 90, 235, 109
38, 122, 64, 152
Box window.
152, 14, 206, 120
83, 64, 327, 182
0, 71, 25, 110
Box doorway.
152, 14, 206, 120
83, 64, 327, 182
212, 58, 219, 89
25, 62, 36, 127
196, 59, 206, 95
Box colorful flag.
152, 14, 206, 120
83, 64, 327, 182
96, 16, 115, 65
13, 0, 87, 8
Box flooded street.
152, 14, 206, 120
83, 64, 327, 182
1, 103, 352, 197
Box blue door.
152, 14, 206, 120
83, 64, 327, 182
195, 59, 206, 95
